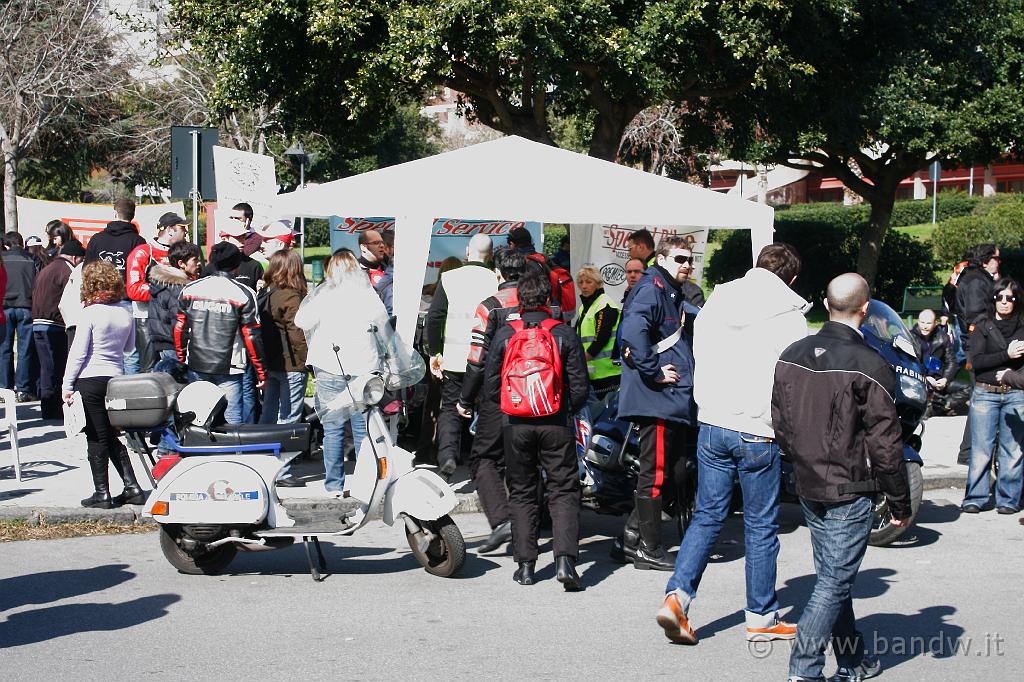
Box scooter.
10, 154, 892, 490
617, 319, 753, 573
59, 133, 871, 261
108, 356, 465, 581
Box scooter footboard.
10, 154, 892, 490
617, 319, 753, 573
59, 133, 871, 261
383, 469, 458, 526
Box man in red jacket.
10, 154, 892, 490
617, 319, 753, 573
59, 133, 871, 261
125, 212, 188, 372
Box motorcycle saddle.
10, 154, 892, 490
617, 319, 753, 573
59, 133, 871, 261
179, 422, 312, 454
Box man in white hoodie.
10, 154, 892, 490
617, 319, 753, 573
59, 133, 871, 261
656, 242, 810, 646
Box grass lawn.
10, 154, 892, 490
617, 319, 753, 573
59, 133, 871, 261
894, 222, 937, 242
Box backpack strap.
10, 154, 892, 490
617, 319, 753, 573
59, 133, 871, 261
539, 318, 562, 332
508, 319, 525, 333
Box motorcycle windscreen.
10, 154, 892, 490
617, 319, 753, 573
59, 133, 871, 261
152, 462, 269, 525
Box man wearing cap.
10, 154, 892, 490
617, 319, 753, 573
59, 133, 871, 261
204, 212, 264, 292
175, 242, 267, 424
32, 240, 86, 419
125, 212, 189, 372
254, 220, 296, 264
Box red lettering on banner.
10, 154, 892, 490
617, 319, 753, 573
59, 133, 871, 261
434, 220, 526, 237
337, 217, 396, 234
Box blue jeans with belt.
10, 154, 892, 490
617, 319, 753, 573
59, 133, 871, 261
964, 387, 1024, 509
665, 423, 782, 627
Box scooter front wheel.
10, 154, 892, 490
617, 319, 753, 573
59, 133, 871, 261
405, 515, 466, 578
159, 525, 237, 575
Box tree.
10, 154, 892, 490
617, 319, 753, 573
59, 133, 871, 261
171, 0, 821, 161
719, 0, 1024, 286
0, 1, 129, 230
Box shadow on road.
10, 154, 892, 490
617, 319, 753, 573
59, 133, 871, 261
860, 605, 966, 672
0, 564, 135, 613
0, 460, 77, 481
0, 594, 181, 648
0, 487, 41, 501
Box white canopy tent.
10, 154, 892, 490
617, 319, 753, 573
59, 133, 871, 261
273, 135, 775, 346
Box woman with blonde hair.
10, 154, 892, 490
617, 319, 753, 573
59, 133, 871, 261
574, 265, 621, 396
295, 248, 391, 495
62, 260, 145, 508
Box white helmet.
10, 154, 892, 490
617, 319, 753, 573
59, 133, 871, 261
175, 381, 227, 427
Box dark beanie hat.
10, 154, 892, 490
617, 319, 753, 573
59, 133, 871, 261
60, 240, 86, 258
210, 241, 242, 271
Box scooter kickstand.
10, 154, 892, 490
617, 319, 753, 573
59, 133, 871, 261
303, 536, 328, 582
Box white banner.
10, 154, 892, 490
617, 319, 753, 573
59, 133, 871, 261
211, 146, 278, 228
15, 197, 187, 245
569, 224, 709, 304
328, 217, 543, 285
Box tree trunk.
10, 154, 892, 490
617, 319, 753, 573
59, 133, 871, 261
588, 120, 624, 161
1, 138, 17, 232
856, 193, 896, 289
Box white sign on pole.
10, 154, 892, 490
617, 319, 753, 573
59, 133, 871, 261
15, 197, 187, 245
211, 146, 278, 229
569, 223, 709, 304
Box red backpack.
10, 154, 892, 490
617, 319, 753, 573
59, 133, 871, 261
525, 253, 576, 319
500, 318, 563, 417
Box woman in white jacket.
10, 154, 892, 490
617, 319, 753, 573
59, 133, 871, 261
296, 248, 391, 495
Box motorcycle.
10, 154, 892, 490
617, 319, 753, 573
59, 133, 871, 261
108, 326, 466, 581
580, 298, 927, 547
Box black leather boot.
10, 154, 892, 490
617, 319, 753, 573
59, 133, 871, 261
555, 555, 583, 591
477, 520, 512, 554
109, 441, 148, 506
513, 561, 536, 585
634, 494, 674, 571
81, 444, 113, 509
610, 507, 640, 563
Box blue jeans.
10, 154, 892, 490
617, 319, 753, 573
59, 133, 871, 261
1, 307, 36, 392
665, 423, 781, 623
789, 496, 873, 681
316, 372, 367, 493
241, 365, 258, 424
964, 388, 1024, 509
261, 370, 308, 425
190, 371, 243, 425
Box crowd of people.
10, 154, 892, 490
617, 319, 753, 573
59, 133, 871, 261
7, 200, 1021, 680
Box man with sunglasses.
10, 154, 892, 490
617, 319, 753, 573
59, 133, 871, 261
616, 237, 699, 570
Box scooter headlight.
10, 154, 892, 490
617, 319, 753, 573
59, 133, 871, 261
362, 374, 386, 406
899, 375, 927, 404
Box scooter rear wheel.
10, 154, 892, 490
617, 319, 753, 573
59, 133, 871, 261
405, 515, 466, 578
159, 525, 237, 575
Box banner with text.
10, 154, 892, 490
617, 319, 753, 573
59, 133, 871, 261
329, 217, 543, 285
209, 146, 278, 248
569, 223, 708, 304
16, 197, 187, 246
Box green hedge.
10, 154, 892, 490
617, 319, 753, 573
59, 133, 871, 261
931, 200, 1024, 262
775, 191, 980, 229
706, 220, 936, 311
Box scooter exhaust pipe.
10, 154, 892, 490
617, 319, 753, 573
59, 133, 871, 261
205, 536, 294, 551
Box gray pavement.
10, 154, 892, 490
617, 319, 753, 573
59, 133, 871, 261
1, 490, 1021, 680
0, 399, 973, 522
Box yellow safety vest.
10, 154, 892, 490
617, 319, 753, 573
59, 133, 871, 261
578, 293, 621, 380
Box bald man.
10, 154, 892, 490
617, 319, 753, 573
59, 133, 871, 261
424, 233, 497, 477
771, 273, 911, 682
911, 308, 958, 394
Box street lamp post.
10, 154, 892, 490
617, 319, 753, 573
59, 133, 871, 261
284, 142, 310, 269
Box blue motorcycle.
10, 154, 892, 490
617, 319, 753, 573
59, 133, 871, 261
580, 299, 927, 547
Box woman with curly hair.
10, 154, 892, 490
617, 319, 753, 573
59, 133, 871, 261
62, 260, 146, 508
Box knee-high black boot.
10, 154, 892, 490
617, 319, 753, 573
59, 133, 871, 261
634, 494, 674, 571
610, 507, 640, 563
109, 441, 148, 506
82, 444, 113, 509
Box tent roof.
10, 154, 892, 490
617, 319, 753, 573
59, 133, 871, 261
273, 135, 772, 229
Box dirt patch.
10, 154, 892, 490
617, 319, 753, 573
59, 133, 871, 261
0, 519, 156, 542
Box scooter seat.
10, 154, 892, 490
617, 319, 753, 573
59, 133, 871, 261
180, 422, 311, 454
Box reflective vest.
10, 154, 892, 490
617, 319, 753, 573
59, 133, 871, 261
441, 264, 498, 372
577, 292, 621, 380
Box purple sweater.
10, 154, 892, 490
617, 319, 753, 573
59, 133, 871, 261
62, 302, 135, 392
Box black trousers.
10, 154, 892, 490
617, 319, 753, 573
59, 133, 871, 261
468, 399, 510, 528
135, 318, 155, 373
33, 325, 68, 419
76, 376, 118, 450
634, 417, 688, 502
437, 371, 465, 464
504, 422, 580, 562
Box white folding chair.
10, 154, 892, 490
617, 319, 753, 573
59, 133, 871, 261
0, 389, 21, 482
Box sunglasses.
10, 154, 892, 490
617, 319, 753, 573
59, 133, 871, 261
995, 294, 1016, 302
672, 255, 694, 265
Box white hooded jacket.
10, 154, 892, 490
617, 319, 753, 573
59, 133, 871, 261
693, 267, 810, 438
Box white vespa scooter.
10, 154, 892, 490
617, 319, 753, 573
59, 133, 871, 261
108, 335, 465, 580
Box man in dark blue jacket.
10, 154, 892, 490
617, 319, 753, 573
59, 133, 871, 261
616, 235, 698, 570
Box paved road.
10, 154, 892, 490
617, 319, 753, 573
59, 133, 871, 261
1, 490, 1021, 681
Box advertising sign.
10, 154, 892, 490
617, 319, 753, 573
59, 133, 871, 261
15, 197, 187, 245
328, 217, 543, 285
569, 223, 708, 303
209, 146, 279, 243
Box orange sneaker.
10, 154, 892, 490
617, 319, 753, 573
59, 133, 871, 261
656, 592, 698, 645
746, 619, 797, 641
